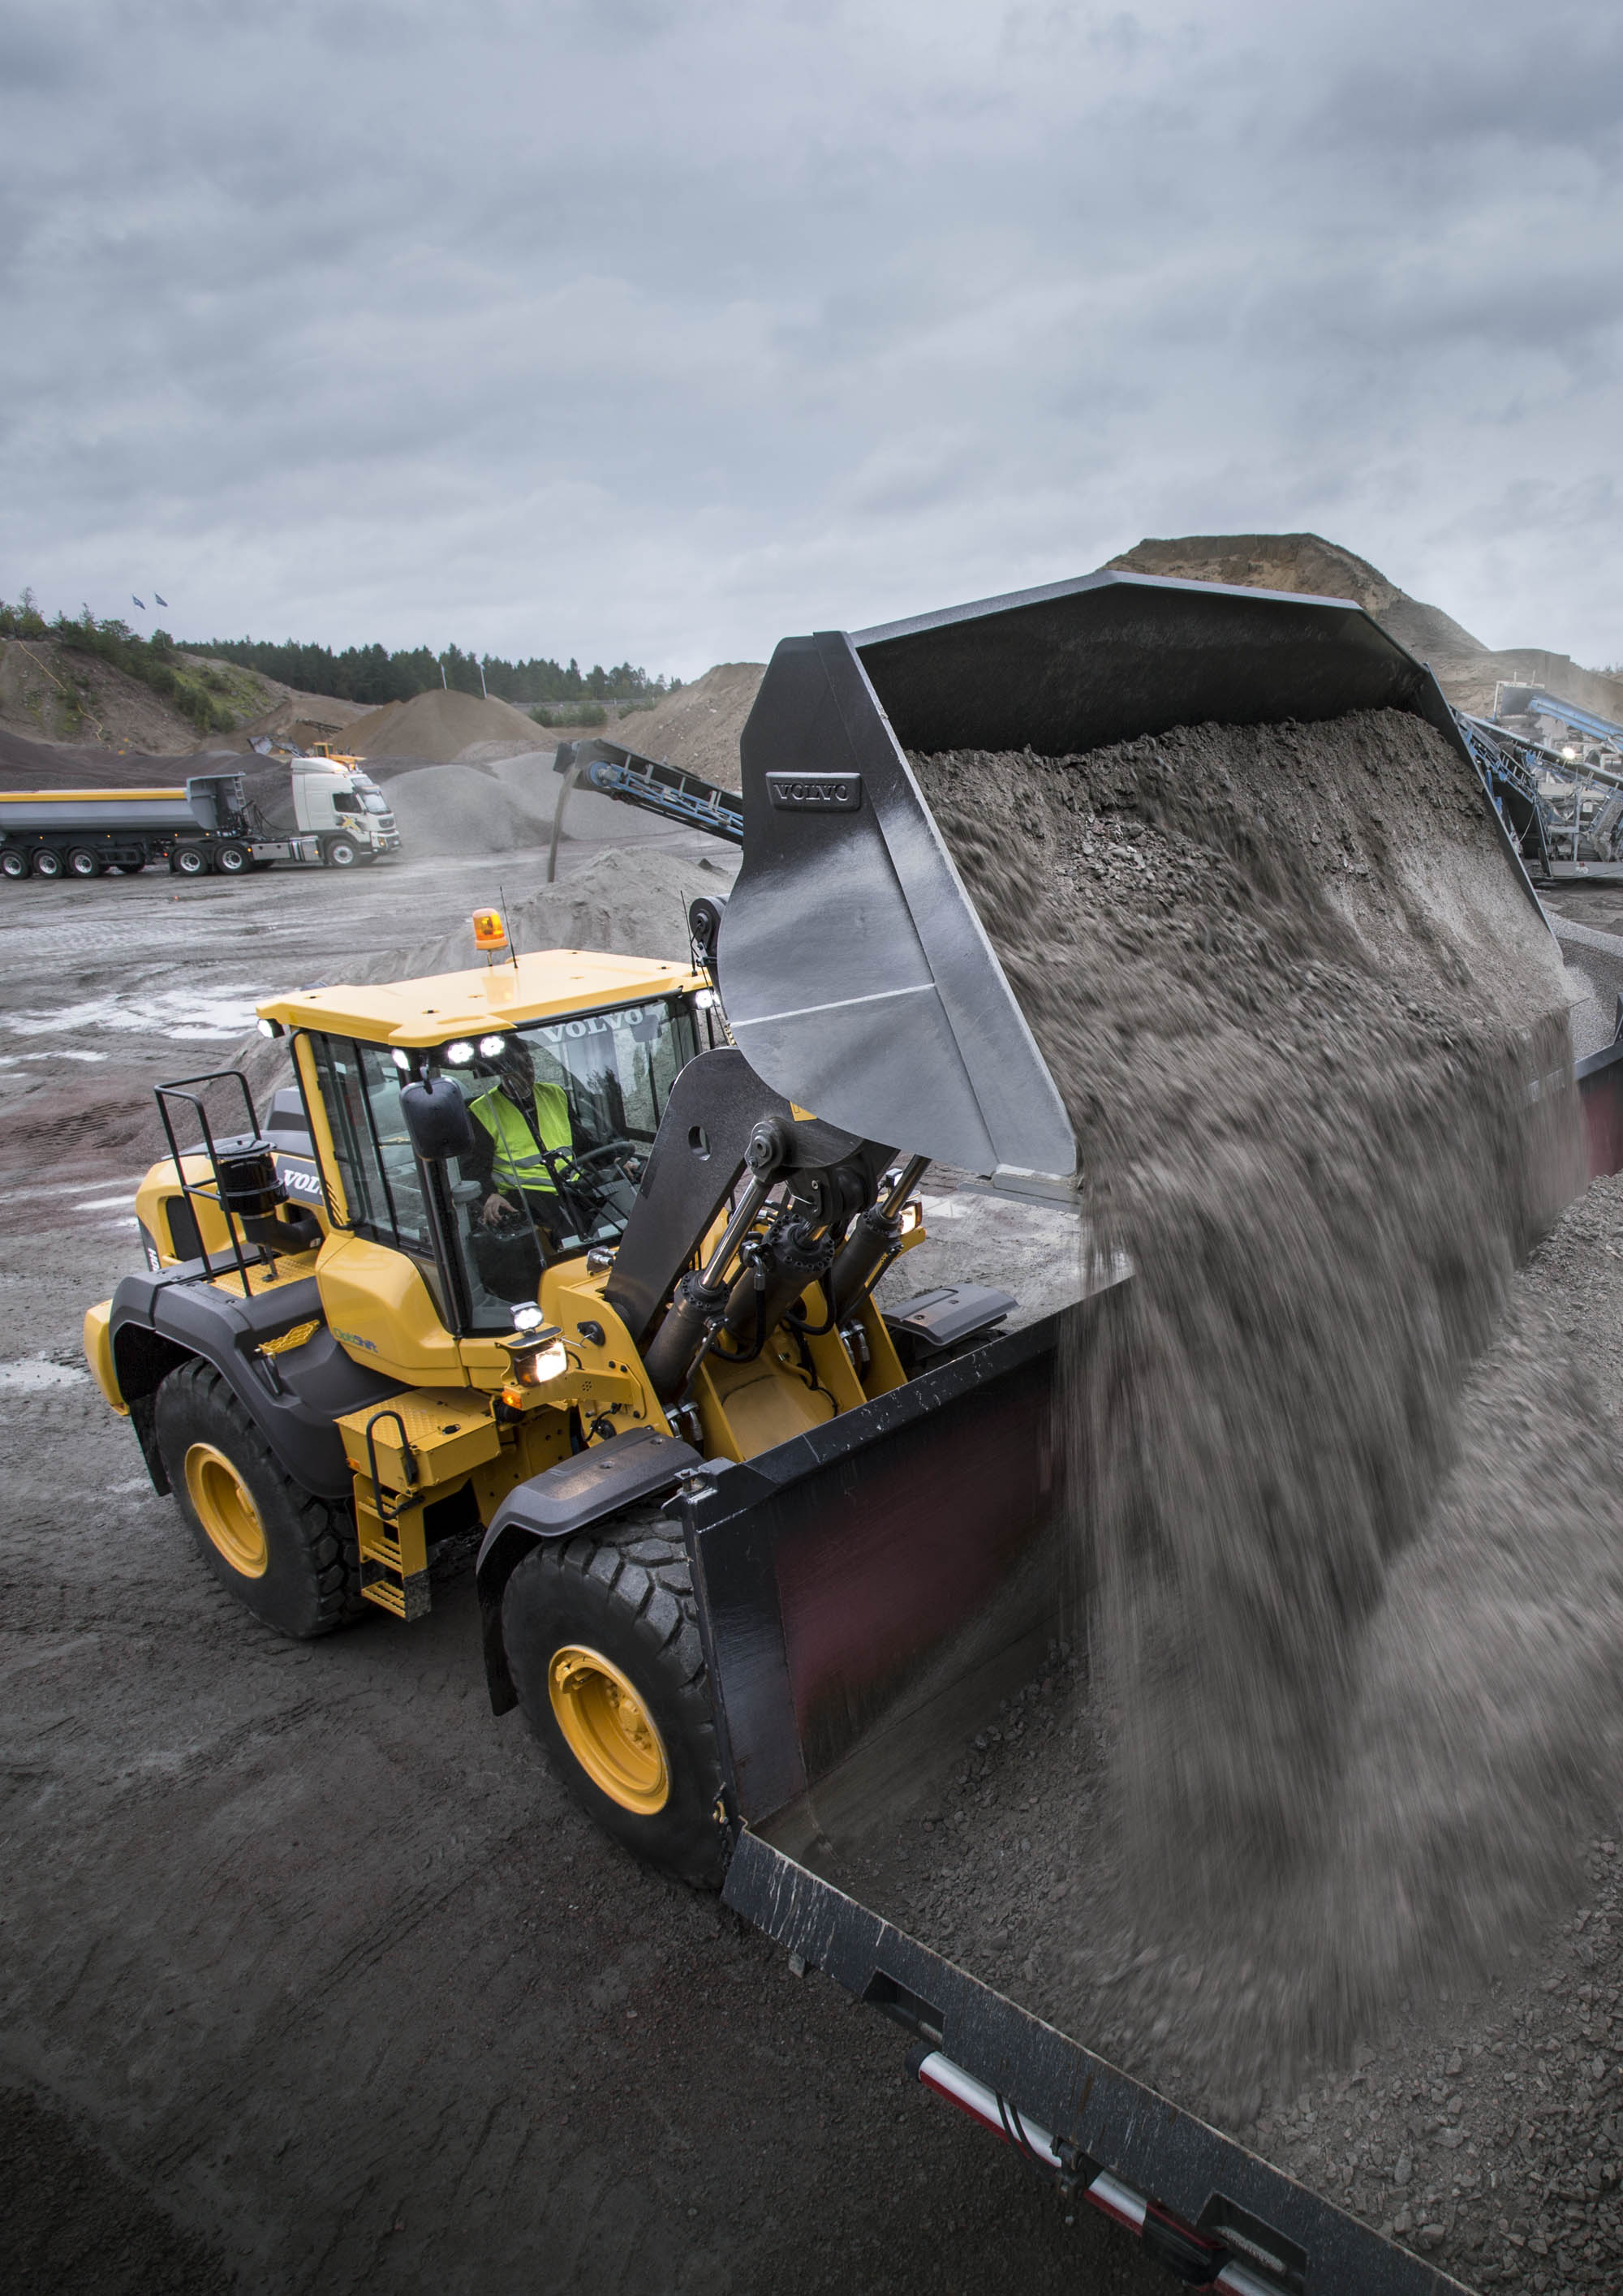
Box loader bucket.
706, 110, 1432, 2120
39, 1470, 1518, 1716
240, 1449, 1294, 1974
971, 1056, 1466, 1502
717, 567, 1533, 1183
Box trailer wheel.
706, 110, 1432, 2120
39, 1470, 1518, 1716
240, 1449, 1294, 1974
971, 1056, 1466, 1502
502, 1508, 725, 1885
67, 848, 102, 879
154, 1358, 368, 1638
323, 836, 359, 868
170, 845, 209, 877
213, 842, 250, 876
32, 849, 64, 879
0, 849, 25, 880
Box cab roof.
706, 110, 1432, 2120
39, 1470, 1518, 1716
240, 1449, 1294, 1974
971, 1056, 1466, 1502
259, 948, 704, 1047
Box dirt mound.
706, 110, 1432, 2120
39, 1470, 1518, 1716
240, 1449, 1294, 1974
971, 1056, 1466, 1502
608, 664, 764, 791
386, 845, 734, 978
338, 688, 542, 764
1108, 533, 1487, 665
0, 728, 187, 790
374, 758, 556, 856
0, 727, 262, 792
902, 707, 1601, 2121
0, 637, 262, 757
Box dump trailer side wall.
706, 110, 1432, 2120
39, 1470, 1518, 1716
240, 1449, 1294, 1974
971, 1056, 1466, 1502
0, 788, 203, 832
722, 1834, 1467, 2296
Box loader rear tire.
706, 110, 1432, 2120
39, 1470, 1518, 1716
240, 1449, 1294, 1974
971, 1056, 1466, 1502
154, 1358, 367, 1639
502, 1508, 725, 1886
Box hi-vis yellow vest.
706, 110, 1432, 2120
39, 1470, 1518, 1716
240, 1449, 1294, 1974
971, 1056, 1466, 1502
471, 1080, 571, 1194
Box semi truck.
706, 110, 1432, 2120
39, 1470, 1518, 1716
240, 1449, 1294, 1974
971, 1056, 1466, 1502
0, 752, 400, 881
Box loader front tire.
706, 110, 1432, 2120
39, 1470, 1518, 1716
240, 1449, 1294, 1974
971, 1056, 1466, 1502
154, 1359, 366, 1638
502, 1509, 725, 1885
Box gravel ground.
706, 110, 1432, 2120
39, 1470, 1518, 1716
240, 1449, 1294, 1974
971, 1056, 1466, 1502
0, 845, 1170, 2296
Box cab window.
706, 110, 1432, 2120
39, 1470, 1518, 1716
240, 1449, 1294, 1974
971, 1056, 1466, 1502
308, 1035, 433, 1256
429, 996, 700, 1331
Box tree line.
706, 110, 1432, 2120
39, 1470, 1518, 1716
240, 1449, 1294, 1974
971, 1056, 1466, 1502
2, 594, 678, 715
187, 635, 678, 710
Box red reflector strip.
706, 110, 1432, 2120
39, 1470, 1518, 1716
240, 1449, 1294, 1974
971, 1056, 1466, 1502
911, 2052, 1289, 2295
913, 2049, 1063, 2169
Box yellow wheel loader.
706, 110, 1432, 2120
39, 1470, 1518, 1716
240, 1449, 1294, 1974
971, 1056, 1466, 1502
85, 570, 1601, 2290
82, 925, 992, 1882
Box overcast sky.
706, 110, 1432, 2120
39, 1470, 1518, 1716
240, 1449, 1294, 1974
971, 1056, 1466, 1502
5, 0, 1622, 677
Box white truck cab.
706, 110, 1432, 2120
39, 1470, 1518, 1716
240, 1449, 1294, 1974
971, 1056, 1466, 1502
291, 758, 400, 864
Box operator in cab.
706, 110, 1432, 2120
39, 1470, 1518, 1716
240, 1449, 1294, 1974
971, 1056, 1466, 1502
467, 1035, 572, 1248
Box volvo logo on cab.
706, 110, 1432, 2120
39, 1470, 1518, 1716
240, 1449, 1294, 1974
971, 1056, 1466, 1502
765, 772, 863, 812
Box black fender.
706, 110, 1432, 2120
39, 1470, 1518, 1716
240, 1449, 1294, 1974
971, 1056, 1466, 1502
108, 1258, 404, 1500
474, 1426, 701, 1713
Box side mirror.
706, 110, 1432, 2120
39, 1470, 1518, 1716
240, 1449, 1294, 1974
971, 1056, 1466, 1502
401, 1078, 477, 1162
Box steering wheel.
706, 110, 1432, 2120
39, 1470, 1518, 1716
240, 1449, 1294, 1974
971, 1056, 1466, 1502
536, 1138, 645, 1208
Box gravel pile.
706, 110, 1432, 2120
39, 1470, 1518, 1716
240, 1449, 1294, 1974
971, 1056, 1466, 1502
372, 755, 559, 855
338, 687, 541, 762
383, 844, 734, 975
606, 662, 763, 790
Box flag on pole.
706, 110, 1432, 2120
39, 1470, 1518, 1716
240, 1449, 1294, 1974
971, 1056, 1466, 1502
131, 595, 145, 611
154, 592, 168, 608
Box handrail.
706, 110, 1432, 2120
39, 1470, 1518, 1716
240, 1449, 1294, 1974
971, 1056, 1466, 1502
153, 1068, 265, 1297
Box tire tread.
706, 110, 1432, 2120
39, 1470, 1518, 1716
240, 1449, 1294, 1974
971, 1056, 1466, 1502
157, 1357, 365, 1636
505, 1504, 723, 1884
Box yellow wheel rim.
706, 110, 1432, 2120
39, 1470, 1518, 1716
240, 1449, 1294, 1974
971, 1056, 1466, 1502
183, 1443, 269, 1579
548, 1645, 670, 1814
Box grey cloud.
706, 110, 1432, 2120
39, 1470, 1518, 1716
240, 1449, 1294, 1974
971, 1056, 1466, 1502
4, 0, 1623, 673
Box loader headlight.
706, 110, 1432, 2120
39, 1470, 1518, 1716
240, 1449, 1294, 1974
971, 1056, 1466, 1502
391, 1048, 411, 1071
256, 1017, 284, 1039
477, 1034, 508, 1058
501, 1322, 568, 1388
446, 1040, 476, 1066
